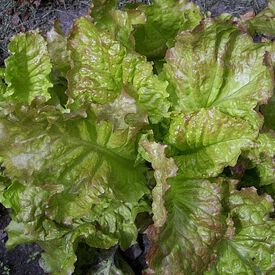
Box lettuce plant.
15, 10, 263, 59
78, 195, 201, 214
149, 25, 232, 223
0, 0, 275, 274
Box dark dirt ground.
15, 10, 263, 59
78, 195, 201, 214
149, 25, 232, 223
0, 0, 91, 65
193, 0, 267, 16
0, 0, 269, 274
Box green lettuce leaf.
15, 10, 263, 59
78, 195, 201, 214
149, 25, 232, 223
166, 108, 257, 179
146, 177, 228, 274
38, 199, 141, 275
122, 52, 169, 123
91, 0, 146, 48
206, 187, 275, 274
4, 31, 53, 104
0, 107, 147, 203
67, 16, 125, 106
1, 3, 275, 274
261, 91, 275, 131
47, 23, 70, 78
74, 245, 135, 275
67, 16, 169, 123
0, 173, 11, 202
1, 180, 141, 275
0, 105, 148, 274
1, 182, 66, 245
164, 17, 273, 122
84, 254, 134, 275
90, 0, 118, 28
247, 0, 275, 36
133, 0, 202, 59
91, 91, 148, 132
2, 182, 142, 275
161, 17, 274, 179
46, 24, 70, 106
138, 134, 178, 227
244, 132, 275, 185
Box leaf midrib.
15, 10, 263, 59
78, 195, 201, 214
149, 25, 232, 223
57, 135, 136, 169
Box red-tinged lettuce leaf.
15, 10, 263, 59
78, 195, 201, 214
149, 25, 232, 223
0, 106, 148, 274
133, 0, 202, 59
0, 107, 147, 203
91, 91, 148, 132
145, 177, 229, 274
243, 132, 275, 186
165, 108, 258, 179
246, 0, 275, 37
4, 31, 53, 104
91, 0, 146, 48
139, 134, 275, 274
138, 134, 178, 228
67, 16, 126, 106
122, 52, 170, 123
67, 16, 170, 123
46, 24, 70, 106
206, 187, 275, 274
1, 181, 142, 275
47, 23, 70, 79
164, 17, 273, 123
1, 3, 275, 274
161, 17, 274, 179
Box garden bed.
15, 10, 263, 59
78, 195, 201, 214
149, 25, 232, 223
0, 0, 270, 274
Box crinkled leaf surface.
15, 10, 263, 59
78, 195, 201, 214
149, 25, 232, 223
67, 17, 125, 106
4, 32, 52, 104
139, 134, 177, 227
1, 198, 139, 275
91, 91, 148, 132
74, 245, 135, 275
166, 108, 257, 179
0, 172, 12, 205
46, 24, 70, 106
164, 18, 273, 123
122, 52, 169, 123
133, 0, 202, 58
1, 4, 275, 275
161, 17, 274, 179
0, 106, 148, 274
37, 198, 140, 275
90, 0, 118, 28
206, 188, 275, 274
0, 107, 147, 204
147, 177, 227, 274
47, 24, 70, 78
2, 181, 140, 275
247, 0, 275, 36
244, 133, 275, 185
91, 0, 146, 48
89, 258, 128, 275
67, 16, 169, 123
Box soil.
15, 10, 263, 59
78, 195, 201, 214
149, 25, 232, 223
0, 0, 269, 274
0, 0, 91, 66
193, 0, 267, 16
